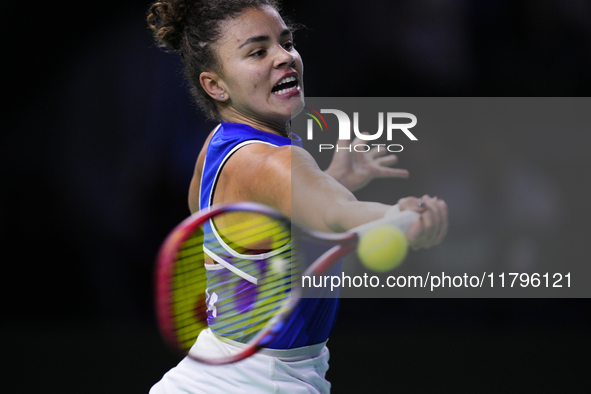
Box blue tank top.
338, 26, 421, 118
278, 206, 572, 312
199, 122, 339, 349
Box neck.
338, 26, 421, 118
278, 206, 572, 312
219, 108, 290, 138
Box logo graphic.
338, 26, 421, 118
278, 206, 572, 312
206, 290, 218, 318
303, 107, 329, 139
302, 108, 418, 153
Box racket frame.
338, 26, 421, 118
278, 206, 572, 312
155, 202, 415, 364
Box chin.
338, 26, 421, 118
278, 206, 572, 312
289, 95, 305, 118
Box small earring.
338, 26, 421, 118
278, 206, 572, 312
220, 94, 225, 99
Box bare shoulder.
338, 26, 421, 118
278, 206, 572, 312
188, 134, 319, 218
227, 144, 333, 219
230, 141, 292, 171
220, 143, 293, 214
243, 142, 293, 174
242, 144, 316, 172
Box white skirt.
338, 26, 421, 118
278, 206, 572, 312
149, 329, 331, 394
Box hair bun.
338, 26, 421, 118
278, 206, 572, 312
147, 0, 191, 51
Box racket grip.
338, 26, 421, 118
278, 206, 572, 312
350, 209, 420, 236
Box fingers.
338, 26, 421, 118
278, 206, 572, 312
375, 154, 398, 166
368, 145, 394, 158
331, 133, 410, 190
418, 196, 439, 247
400, 195, 448, 250
420, 195, 448, 249
397, 196, 425, 213
433, 197, 448, 245
376, 167, 409, 178
405, 219, 424, 250
353, 133, 400, 160
373, 155, 408, 178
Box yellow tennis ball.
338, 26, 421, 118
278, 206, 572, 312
357, 225, 408, 272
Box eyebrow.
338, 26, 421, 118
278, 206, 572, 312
237, 29, 292, 49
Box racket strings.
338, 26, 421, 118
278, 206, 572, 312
204, 252, 293, 343
212, 214, 291, 255
168, 209, 296, 354
171, 230, 209, 350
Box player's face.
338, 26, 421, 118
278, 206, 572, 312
212, 6, 304, 132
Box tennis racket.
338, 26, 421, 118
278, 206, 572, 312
154, 202, 419, 365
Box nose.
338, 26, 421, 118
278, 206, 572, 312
274, 47, 295, 68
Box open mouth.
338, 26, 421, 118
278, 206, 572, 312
271, 76, 299, 95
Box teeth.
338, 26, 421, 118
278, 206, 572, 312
275, 76, 296, 87
273, 85, 299, 95
273, 76, 298, 95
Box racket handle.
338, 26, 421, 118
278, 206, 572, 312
350, 209, 420, 236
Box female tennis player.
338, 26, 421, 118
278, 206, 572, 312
147, 1, 447, 392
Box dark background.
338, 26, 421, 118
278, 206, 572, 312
3, 0, 591, 392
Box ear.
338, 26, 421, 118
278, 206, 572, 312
200, 71, 228, 101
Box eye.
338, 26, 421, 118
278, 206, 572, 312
250, 49, 267, 58
283, 41, 295, 51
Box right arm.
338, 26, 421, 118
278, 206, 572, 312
189, 136, 447, 249
231, 144, 447, 249
290, 146, 392, 232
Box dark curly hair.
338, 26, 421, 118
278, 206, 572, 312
147, 0, 284, 120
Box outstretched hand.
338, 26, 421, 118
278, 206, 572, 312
325, 134, 409, 192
